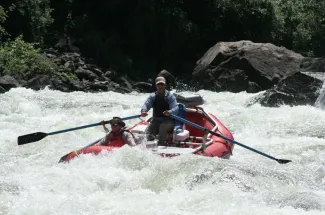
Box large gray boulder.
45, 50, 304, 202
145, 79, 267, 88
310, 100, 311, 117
193, 41, 304, 92
132, 82, 152, 93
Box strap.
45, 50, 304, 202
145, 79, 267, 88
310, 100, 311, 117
123, 128, 135, 139
113, 127, 135, 139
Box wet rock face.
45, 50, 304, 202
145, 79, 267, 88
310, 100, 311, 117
141, 69, 177, 93
191, 40, 325, 107
193, 40, 304, 92
247, 72, 323, 107
194, 68, 263, 93
300, 57, 325, 73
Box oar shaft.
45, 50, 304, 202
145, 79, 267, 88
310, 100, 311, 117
48, 123, 100, 135
170, 114, 285, 163
209, 130, 278, 161
170, 114, 207, 131
48, 115, 141, 136
58, 137, 104, 163
85, 137, 105, 148
18, 114, 141, 145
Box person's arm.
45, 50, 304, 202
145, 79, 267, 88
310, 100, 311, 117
103, 125, 109, 133
100, 121, 110, 133
141, 93, 155, 113
122, 132, 136, 147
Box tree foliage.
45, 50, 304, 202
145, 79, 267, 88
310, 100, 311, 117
271, 0, 325, 56
0, 0, 325, 78
60, 0, 278, 78
0, 6, 7, 40
1, 0, 53, 42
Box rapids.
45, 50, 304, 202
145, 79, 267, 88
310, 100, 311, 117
1, 87, 325, 215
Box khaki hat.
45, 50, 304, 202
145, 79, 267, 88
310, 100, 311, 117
110, 117, 126, 127
155, 76, 166, 85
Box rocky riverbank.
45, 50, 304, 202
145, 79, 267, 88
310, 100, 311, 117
0, 47, 153, 94
1, 40, 325, 108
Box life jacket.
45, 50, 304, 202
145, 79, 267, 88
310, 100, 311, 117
153, 91, 170, 118
103, 128, 135, 147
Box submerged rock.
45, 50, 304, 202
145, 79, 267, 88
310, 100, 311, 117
247, 72, 323, 107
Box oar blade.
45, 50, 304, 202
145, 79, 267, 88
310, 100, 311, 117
18, 132, 47, 145
277, 159, 292, 164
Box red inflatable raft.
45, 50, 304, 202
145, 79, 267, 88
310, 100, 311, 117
59, 92, 234, 162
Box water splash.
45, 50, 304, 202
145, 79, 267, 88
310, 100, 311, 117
1, 87, 325, 215
315, 81, 325, 109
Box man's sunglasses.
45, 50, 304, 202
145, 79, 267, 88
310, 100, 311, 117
111, 123, 119, 126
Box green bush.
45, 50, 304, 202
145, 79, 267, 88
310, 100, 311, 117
0, 35, 57, 78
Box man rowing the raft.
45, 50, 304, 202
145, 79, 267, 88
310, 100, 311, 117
140, 76, 179, 146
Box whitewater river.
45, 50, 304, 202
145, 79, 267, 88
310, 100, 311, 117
1, 87, 325, 215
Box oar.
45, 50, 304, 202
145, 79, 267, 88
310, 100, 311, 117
58, 136, 104, 163
170, 114, 291, 164
18, 115, 141, 145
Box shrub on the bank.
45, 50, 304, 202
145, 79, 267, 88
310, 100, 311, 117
0, 35, 57, 78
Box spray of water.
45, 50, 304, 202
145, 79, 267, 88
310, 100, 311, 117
1, 87, 325, 215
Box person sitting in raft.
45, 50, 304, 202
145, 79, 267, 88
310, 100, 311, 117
99, 117, 136, 147
141, 76, 179, 146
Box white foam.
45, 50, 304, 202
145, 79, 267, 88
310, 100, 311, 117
1, 88, 325, 214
